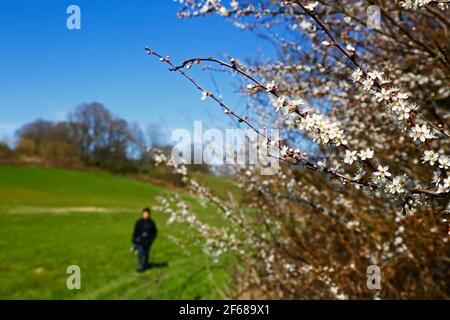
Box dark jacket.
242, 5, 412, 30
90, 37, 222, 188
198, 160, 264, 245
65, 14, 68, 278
132, 218, 157, 247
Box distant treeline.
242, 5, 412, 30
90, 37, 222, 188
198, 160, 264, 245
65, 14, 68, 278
0, 103, 161, 174
1, 103, 148, 172
0, 102, 211, 177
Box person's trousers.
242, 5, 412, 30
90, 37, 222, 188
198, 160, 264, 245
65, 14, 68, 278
137, 245, 150, 271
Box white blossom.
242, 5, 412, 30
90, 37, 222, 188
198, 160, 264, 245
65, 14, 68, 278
304, 1, 318, 11
230, 0, 239, 10
372, 165, 392, 183
317, 159, 327, 168
410, 124, 434, 142
438, 155, 450, 170
397, 92, 410, 101
201, 91, 209, 100
394, 237, 403, 246
375, 88, 391, 102
398, 0, 433, 10
362, 77, 374, 91
346, 44, 356, 53
218, 6, 230, 16
397, 106, 411, 120
272, 96, 286, 112
438, 177, 450, 193
358, 148, 374, 160
386, 177, 406, 194
422, 150, 439, 166
344, 150, 358, 164
297, 113, 347, 146
442, 177, 450, 192
351, 68, 364, 82
368, 70, 384, 81
280, 145, 289, 157
266, 80, 277, 92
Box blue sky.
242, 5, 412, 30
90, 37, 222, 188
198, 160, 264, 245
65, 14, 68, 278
0, 0, 274, 143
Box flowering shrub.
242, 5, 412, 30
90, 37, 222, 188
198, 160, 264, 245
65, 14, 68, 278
147, 1, 449, 299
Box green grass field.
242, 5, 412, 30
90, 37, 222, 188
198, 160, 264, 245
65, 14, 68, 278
0, 165, 233, 299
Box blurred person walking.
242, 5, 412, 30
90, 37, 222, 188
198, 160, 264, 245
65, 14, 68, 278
132, 208, 157, 272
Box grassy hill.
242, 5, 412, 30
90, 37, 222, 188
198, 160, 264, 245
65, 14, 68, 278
0, 165, 233, 299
